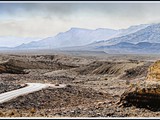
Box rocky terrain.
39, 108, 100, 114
0, 52, 160, 117
0, 81, 25, 94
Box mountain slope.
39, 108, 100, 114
0, 36, 41, 47
114, 24, 149, 38
97, 42, 160, 54
16, 28, 118, 49
16, 24, 149, 49
89, 23, 160, 47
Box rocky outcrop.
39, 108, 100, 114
76, 61, 143, 76
0, 57, 79, 74
0, 59, 26, 74
2, 58, 77, 70
121, 62, 152, 80
147, 60, 160, 81
120, 60, 160, 111
120, 81, 160, 111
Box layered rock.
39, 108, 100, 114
120, 60, 160, 111
147, 60, 160, 81
0, 59, 26, 74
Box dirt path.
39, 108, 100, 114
0, 83, 66, 104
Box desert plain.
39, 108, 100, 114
0, 50, 159, 117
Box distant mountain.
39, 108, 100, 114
60, 29, 160, 53
16, 28, 118, 49
89, 23, 160, 47
0, 47, 12, 50
1, 23, 159, 54
0, 36, 42, 47
96, 42, 160, 54
114, 24, 149, 38
16, 24, 149, 49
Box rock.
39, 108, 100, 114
30, 108, 36, 114
0, 111, 4, 117
0, 59, 27, 74
120, 60, 160, 111
147, 60, 160, 81
120, 81, 160, 110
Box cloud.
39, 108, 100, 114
1, 3, 160, 19
0, 3, 160, 37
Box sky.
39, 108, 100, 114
1, 2, 160, 38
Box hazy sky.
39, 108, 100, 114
1, 2, 160, 37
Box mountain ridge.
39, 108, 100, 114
15, 23, 149, 49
